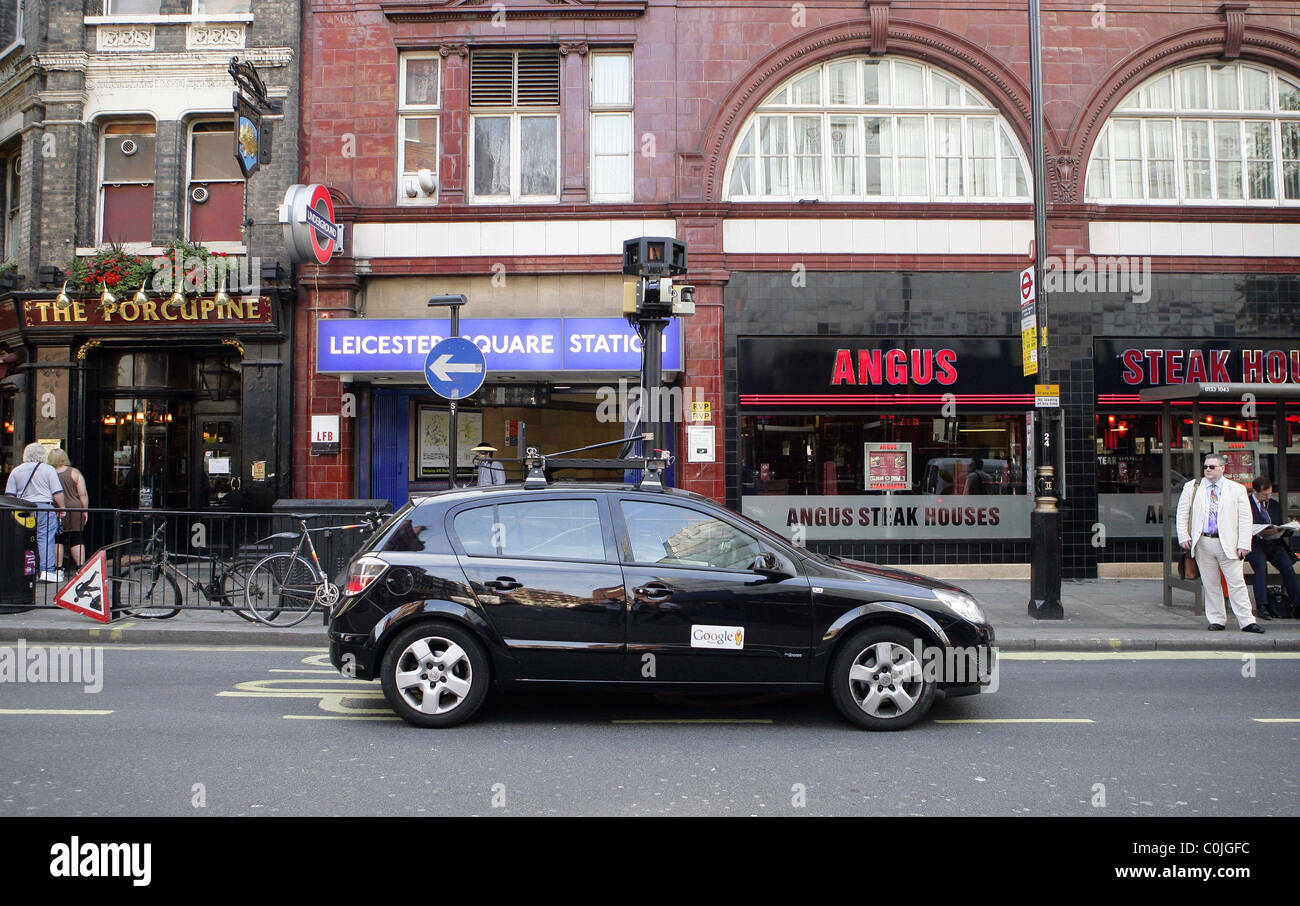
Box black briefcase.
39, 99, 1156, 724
1266, 586, 1295, 619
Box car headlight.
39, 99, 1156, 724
934, 589, 985, 624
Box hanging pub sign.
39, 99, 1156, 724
233, 93, 264, 178
738, 336, 1033, 407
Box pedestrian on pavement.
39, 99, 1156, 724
1244, 476, 1298, 620
472, 442, 506, 487
5, 442, 67, 583
46, 448, 89, 572
1176, 453, 1262, 633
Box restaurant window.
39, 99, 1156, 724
99, 121, 156, 244
741, 413, 1028, 496
1095, 410, 1300, 536
1086, 62, 1300, 204
469, 49, 561, 203
397, 53, 440, 204
187, 121, 245, 242
723, 55, 1031, 202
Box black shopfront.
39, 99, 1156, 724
0, 290, 294, 514
734, 333, 1038, 559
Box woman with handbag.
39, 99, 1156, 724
47, 448, 88, 572
4, 443, 66, 583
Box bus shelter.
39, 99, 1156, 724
1139, 383, 1300, 610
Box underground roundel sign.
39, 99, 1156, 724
280, 183, 342, 265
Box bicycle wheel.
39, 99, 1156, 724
220, 557, 273, 623
124, 564, 183, 619
245, 553, 319, 627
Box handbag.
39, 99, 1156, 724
1177, 479, 1201, 581
1265, 586, 1294, 620
11, 465, 38, 529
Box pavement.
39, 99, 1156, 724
1, 575, 1297, 651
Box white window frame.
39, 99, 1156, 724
468, 50, 561, 205
589, 51, 634, 203
722, 55, 1032, 204
2, 148, 19, 263
97, 119, 157, 248
102, 0, 163, 15
1085, 62, 1300, 206
184, 119, 245, 244
397, 52, 442, 205
190, 0, 252, 13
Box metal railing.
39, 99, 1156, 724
22, 506, 384, 617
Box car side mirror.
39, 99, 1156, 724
752, 552, 794, 579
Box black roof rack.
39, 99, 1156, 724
519, 434, 672, 491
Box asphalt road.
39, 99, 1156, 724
1, 645, 1296, 817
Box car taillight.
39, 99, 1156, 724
346, 556, 388, 594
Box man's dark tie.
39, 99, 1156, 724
1258, 499, 1272, 523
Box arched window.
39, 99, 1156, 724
1085, 62, 1300, 205
723, 56, 1030, 203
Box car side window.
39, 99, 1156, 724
620, 500, 762, 570
453, 499, 606, 561
378, 512, 445, 553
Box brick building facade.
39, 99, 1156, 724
0, 0, 302, 512
297, 0, 1300, 578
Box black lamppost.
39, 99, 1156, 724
1027, 0, 1064, 619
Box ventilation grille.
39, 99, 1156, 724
470, 50, 560, 107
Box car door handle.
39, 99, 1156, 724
634, 582, 673, 600
484, 577, 522, 592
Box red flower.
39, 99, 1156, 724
104, 273, 120, 286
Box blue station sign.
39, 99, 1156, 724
317, 317, 682, 374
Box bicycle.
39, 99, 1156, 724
121, 518, 263, 621
244, 515, 378, 626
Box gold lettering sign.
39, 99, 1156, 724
22, 296, 272, 329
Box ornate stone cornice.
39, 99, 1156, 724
380, 0, 647, 22
96, 26, 154, 53
1219, 3, 1249, 61
695, 17, 1034, 202
187, 24, 247, 52
35, 53, 90, 73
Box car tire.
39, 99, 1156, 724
829, 625, 936, 731
380, 622, 490, 728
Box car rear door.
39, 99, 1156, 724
449, 495, 626, 680
614, 497, 812, 683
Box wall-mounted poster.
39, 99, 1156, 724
864, 442, 912, 491
1214, 444, 1257, 485
418, 407, 482, 479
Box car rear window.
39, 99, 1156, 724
453, 499, 606, 561
375, 505, 451, 554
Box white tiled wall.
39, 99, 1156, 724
351, 219, 677, 258
1089, 221, 1300, 257
721, 219, 1034, 255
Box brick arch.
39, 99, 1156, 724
1066, 25, 1300, 204
696, 18, 1037, 203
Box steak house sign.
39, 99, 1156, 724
22, 296, 273, 328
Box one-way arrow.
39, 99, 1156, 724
428, 354, 485, 382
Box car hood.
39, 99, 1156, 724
813, 556, 968, 596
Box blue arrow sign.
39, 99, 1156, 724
424, 337, 487, 400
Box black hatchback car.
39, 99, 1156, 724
329, 483, 995, 730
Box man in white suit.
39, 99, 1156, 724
1176, 453, 1263, 633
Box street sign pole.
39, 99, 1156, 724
427, 295, 472, 489
1028, 0, 1064, 619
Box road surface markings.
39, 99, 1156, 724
1000, 651, 1300, 660
612, 718, 774, 724
1251, 718, 1300, 723
0, 708, 114, 716
934, 718, 1094, 724
284, 714, 402, 721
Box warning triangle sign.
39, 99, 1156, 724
54, 550, 111, 623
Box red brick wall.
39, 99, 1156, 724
292, 286, 358, 500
